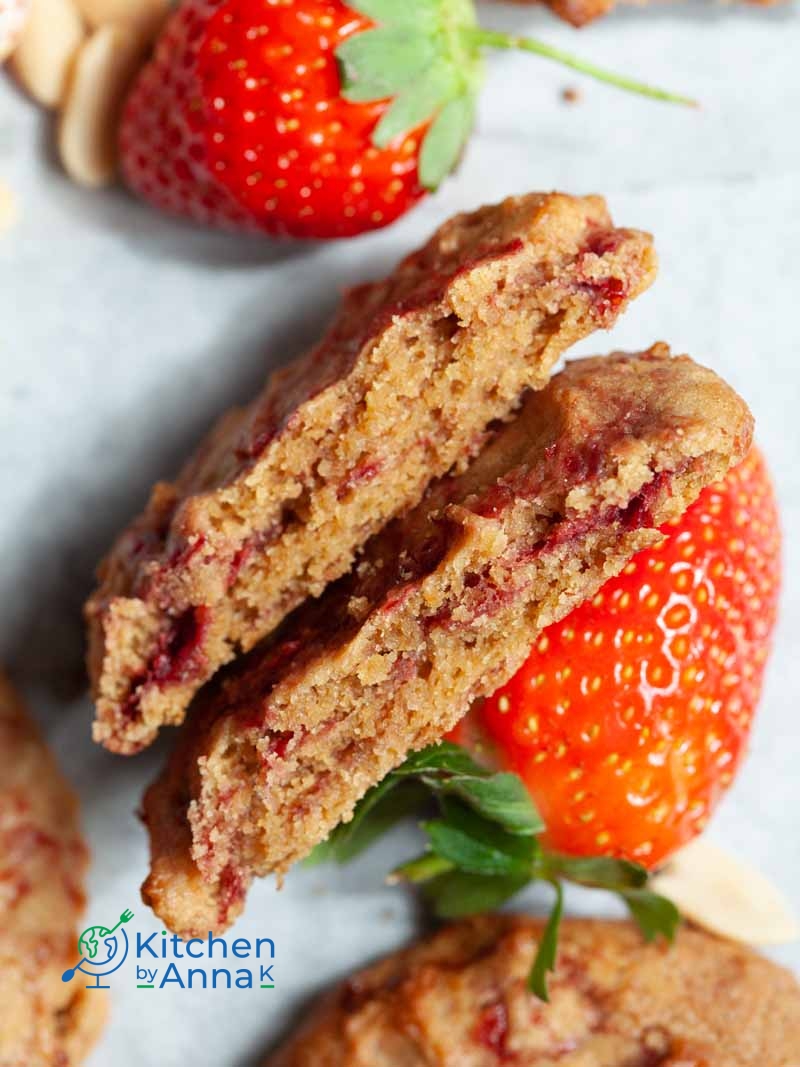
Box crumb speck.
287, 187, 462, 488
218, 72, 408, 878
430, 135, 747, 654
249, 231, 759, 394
562, 87, 582, 105
0, 181, 15, 232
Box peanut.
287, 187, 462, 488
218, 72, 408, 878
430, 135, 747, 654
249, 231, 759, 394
651, 837, 799, 946
58, 24, 145, 187
0, 0, 30, 64
73, 0, 169, 43
9, 0, 85, 107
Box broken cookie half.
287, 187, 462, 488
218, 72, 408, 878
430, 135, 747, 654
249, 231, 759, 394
87, 191, 656, 755
141, 346, 753, 937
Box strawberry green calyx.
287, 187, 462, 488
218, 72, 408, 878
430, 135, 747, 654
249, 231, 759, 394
337, 0, 484, 189
337, 0, 696, 191
310, 741, 680, 1001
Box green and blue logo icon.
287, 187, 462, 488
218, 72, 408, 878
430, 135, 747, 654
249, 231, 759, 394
61, 908, 134, 989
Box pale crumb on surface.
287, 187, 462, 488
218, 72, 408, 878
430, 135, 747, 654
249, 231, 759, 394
0, 181, 16, 231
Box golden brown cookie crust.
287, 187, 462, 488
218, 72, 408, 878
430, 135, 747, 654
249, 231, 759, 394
0, 675, 106, 1067
87, 192, 656, 756
141, 347, 752, 938
265, 916, 800, 1066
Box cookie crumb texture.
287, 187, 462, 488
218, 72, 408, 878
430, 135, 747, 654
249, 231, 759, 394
265, 917, 800, 1066
141, 347, 752, 937
87, 192, 656, 755
0, 675, 106, 1067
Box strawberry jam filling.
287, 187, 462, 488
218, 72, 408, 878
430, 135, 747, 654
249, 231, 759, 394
121, 606, 211, 721
337, 458, 383, 499
575, 228, 634, 323
225, 523, 283, 590
429, 468, 680, 633
474, 1000, 510, 1057
216, 864, 247, 927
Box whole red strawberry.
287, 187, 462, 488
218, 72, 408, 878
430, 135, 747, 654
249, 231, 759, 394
454, 448, 781, 869
119, 0, 690, 239
120, 0, 432, 238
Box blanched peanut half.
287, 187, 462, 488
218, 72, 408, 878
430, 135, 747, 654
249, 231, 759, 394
58, 24, 145, 188
652, 837, 799, 946
9, 0, 85, 107
0, 0, 31, 64
73, 0, 169, 43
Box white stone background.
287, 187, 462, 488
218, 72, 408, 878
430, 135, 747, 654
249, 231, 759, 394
1, 2, 799, 1062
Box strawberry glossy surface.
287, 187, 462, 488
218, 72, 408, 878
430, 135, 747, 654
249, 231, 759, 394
119, 0, 427, 238
471, 449, 781, 868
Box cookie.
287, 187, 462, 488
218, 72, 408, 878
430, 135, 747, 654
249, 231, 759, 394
86, 192, 656, 755
0, 674, 106, 1067
541, 0, 781, 28
141, 346, 752, 937
265, 916, 800, 1066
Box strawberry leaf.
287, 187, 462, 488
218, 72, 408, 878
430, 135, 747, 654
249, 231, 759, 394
311, 741, 682, 1003
338, 0, 693, 198
337, 28, 437, 103
528, 881, 563, 1002
392, 741, 484, 776
309, 741, 541, 862
623, 888, 681, 943
545, 853, 648, 891
391, 851, 455, 883
310, 780, 429, 864
344, 0, 440, 31
424, 870, 531, 919
391, 742, 543, 834
433, 772, 544, 835
418, 93, 475, 190
373, 63, 460, 148
422, 799, 537, 877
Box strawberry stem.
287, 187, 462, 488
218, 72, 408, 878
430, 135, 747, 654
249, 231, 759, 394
464, 28, 697, 107
388, 852, 454, 884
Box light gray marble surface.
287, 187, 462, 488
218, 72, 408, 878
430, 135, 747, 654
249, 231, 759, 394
1, 3, 799, 1063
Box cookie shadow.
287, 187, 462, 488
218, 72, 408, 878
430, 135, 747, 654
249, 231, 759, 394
47, 172, 323, 270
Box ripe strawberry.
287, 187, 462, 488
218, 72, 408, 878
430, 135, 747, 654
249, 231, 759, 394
454, 448, 781, 869
119, 0, 691, 239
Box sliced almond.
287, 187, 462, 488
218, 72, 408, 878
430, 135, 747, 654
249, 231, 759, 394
0, 0, 31, 64
10, 0, 85, 107
58, 24, 145, 188
0, 181, 16, 232
73, 0, 169, 42
651, 837, 799, 946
